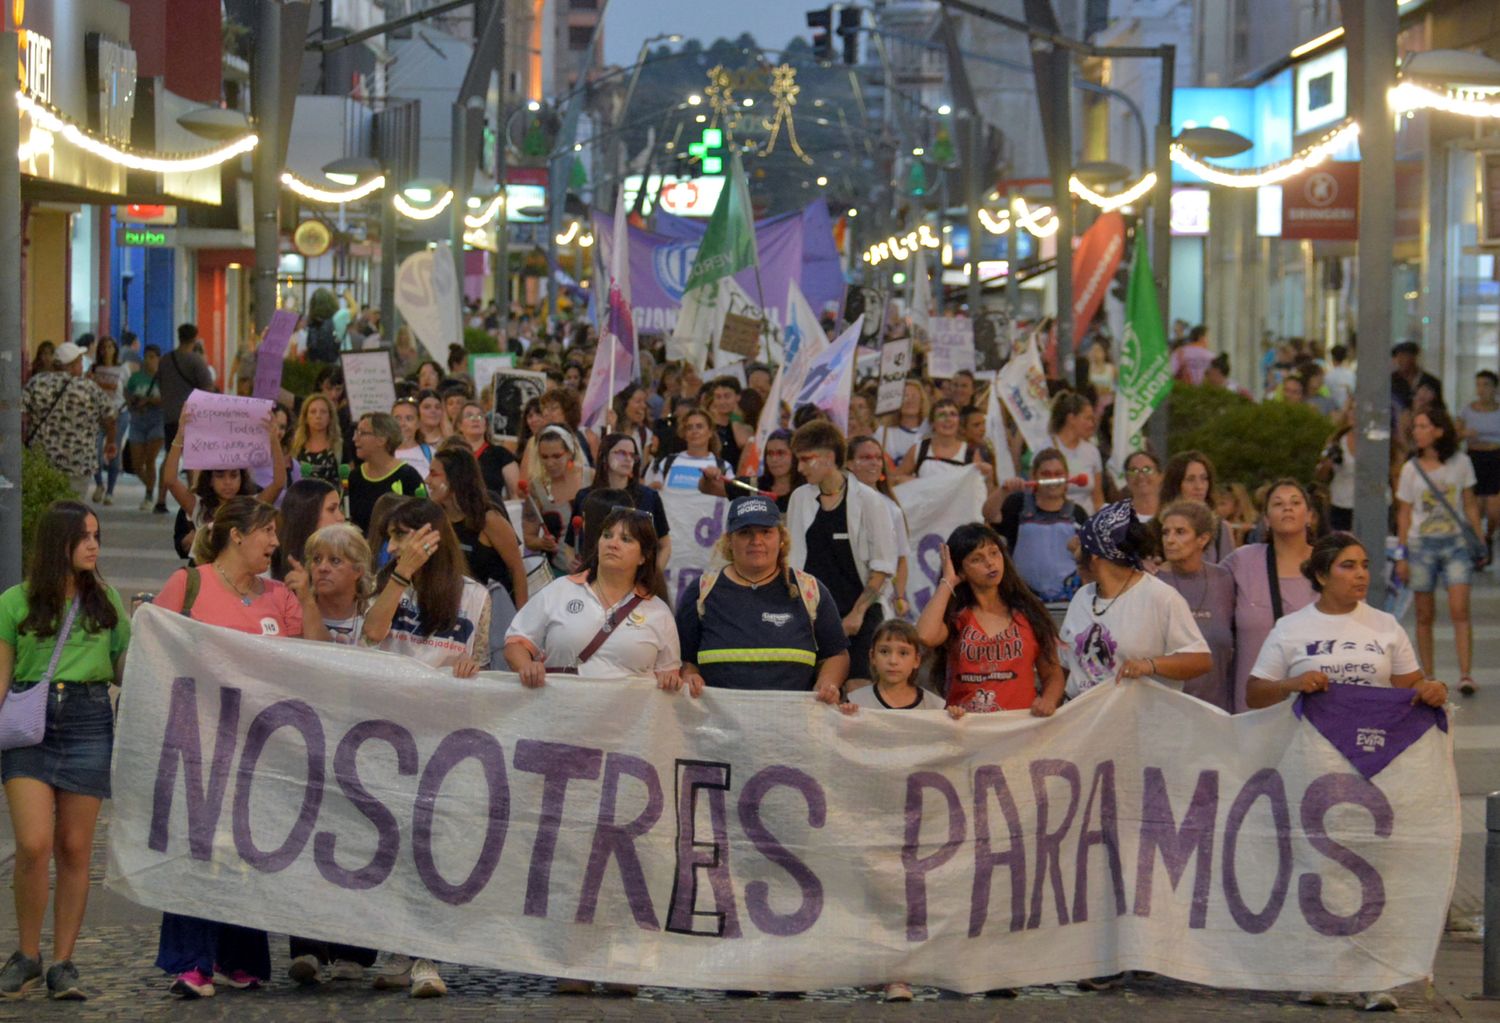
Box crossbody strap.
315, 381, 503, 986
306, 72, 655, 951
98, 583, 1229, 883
577, 593, 646, 665
39, 598, 82, 685
24, 380, 70, 446
1264, 541, 1284, 622
1411, 459, 1476, 539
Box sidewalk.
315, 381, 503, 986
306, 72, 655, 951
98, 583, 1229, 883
1, 478, 1499, 1017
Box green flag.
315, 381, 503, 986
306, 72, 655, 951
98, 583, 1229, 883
683, 151, 758, 294
1110, 235, 1172, 471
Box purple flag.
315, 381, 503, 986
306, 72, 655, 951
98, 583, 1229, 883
252, 309, 299, 400
592, 201, 845, 338
1294, 684, 1448, 780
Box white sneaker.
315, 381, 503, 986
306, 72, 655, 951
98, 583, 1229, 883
372, 954, 412, 990
409, 959, 446, 998
1362, 991, 1398, 1012
288, 954, 320, 986
90, 485, 104, 503
101, 493, 113, 505
330, 960, 364, 982
138, 497, 154, 512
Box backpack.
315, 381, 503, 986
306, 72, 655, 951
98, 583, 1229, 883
696, 566, 823, 652
305, 318, 340, 364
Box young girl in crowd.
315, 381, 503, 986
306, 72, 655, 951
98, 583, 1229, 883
160, 409, 286, 564
0, 502, 131, 1000
916, 523, 1066, 716
391, 396, 432, 479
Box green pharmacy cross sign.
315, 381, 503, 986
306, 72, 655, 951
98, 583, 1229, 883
688, 127, 726, 175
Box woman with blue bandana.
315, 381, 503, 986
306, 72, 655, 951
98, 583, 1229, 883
1059, 499, 1212, 698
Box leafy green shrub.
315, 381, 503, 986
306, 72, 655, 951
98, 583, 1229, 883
280, 358, 324, 398
1173, 400, 1333, 491
1166, 383, 1251, 440
22, 446, 77, 564
464, 327, 499, 355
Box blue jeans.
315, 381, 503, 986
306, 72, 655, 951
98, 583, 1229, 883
94, 406, 127, 493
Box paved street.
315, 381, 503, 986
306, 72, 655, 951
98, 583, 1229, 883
1, 474, 1498, 1019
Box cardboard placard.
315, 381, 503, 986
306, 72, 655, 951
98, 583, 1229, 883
876, 339, 913, 415
719, 312, 762, 359
340, 350, 398, 421
180, 389, 274, 470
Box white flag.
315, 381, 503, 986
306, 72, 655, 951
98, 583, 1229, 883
996, 325, 1053, 455
782, 280, 829, 397
910, 244, 932, 339
793, 317, 862, 431
984, 372, 1019, 482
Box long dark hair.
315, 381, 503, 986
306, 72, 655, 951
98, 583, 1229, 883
273, 478, 339, 580
22, 500, 118, 638
1160, 450, 1217, 505
943, 522, 1059, 671
583, 506, 667, 601
192, 467, 256, 518
376, 499, 465, 635
1413, 404, 1460, 462
597, 432, 645, 489
432, 444, 493, 533
758, 428, 803, 492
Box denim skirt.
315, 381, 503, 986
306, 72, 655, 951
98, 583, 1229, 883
0, 681, 114, 798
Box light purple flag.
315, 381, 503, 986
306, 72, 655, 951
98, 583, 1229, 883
793, 316, 863, 431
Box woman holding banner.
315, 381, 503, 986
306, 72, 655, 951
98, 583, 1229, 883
897, 398, 994, 488
151, 497, 326, 999
0, 502, 130, 999
1157, 500, 1236, 711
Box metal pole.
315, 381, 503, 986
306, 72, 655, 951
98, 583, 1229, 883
451, 101, 470, 294
252, 0, 283, 332
966, 115, 983, 317
1149, 44, 1175, 456
493, 17, 509, 334
1050, 48, 1074, 383
1006, 184, 1020, 315
0, 30, 21, 588
381, 177, 399, 339
1351, 0, 1396, 607
1485, 792, 1500, 996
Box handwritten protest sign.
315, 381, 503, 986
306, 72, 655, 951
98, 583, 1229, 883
179, 389, 273, 471
876, 339, 912, 416
111, 604, 1458, 994
927, 318, 975, 379
340, 350, 397, 420
251, 309, 299, 401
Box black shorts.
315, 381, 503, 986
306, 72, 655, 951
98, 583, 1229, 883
1471, 448, 1500, 497
845, 604, 884, 683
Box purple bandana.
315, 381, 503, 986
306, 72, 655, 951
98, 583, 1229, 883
1078, 499, 1141, 569
1294, 684, 1448, 779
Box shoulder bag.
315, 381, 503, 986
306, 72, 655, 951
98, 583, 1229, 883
0, 597, 81, 750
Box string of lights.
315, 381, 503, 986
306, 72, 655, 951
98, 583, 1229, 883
1389, 81, 1500, 119
280, 171, 386, 203
1070, 171, 1158, 211
391, 190, 453, 220
17, 91, 258, 173
1170, 120, 1361, 188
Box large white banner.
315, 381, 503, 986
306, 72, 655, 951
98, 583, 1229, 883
395, 243, 462, 363
109, 606, 1458, 994
893, 466, 987, 614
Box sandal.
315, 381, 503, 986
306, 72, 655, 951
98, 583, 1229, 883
1461, 677, 1478, 697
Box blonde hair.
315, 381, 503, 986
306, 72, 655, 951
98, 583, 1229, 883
712, 523, 795, 598
290, 394, 343, 460
526, 425, 582, 493
303, 523, 375, 609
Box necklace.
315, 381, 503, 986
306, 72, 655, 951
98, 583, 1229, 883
729, 565, 781, 589
591, 580, 634, 632
215, 564, 257, 607
1091, 571, 1140, 617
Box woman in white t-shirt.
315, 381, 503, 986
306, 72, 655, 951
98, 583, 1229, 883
1247, 532, 1443, 710
1059, 500, 1211, 697
653, 409, 735, 493
877, 380, 929, 467
390, 397, 432, 479
1048, 391, 1106, 514
1395, 406, 1484, 695
505, 507, 681, 685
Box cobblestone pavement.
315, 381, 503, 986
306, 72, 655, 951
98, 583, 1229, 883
0, 478, 1495, 1021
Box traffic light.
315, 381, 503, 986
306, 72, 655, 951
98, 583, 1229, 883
838, 6, 861, 65
807, 7, 833, 63
688, 127, 726, 175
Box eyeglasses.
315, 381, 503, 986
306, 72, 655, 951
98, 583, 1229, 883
462, 412, 487, 421
1125, 466, 1159, 477
608, 505, 652, 519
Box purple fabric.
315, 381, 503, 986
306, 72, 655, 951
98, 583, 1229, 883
1294, 684, 1448, 780
1223, 543, 1316, 714
591, 202, 846, 333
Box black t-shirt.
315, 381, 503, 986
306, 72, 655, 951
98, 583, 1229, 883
347, 461, 427, 533
803, 497, 863, 614
716, 422, 742, 472
675, 572, 849, 691
476, 443, 517, 497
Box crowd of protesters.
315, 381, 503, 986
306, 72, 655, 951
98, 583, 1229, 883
0, 309, 1472, 1008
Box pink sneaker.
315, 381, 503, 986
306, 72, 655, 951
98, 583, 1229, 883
211, 967, 261, 990
169, 969, 216, 999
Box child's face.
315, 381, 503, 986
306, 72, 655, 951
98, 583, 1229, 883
871, 637, 921, 688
